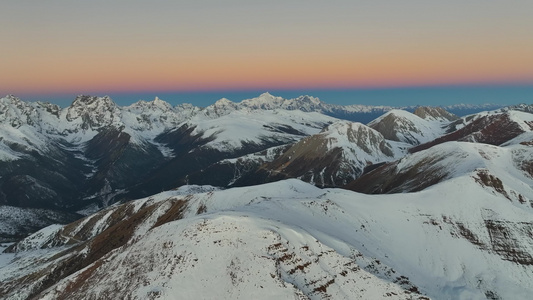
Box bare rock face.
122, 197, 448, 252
66, 95, 120, 130
232, 121, 401, 187
346, 140, 533, 204
413, 106, 459, 122
410, 111, 531, 153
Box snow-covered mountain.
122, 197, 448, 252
187, 108, 335, 152
0, 94, 338, 240
0, 94, 334, 206
228, 121, 409, 187
2, 176, 532, 299
410, 109, 533, 153
347, 141, 533, 201
367, 109, 452, 145
1, 92, 533, 299
202, 92, 395, 123
0, 94, 523, 226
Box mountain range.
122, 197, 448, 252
0, 93, 531, 299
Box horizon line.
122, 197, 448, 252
5, 81, 533, 99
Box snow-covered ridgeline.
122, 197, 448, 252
1, 173, 532, 299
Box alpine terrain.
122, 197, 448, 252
0, 93, 531, 299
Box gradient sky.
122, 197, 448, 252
1, 1, 533, 104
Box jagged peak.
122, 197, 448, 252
127, 97, 172, 111
151, 96, 172, 109
293, 95, 322, 105
71, 95, 116, 108
214, 98, 234, 106
0, 95, 29, 109
66, 95, 120, 128
0, 95, 40, 128
152, 96, 164, 104
3, 94, 22, 102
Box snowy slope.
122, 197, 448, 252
230, 120, 410, 187
410, 110, 533, 153
368, 109, 449, 145
0, 95, 62, 160
0, 94, 337, 241
0, 206, 81, 242
347, 141, 533, 209
2, 174, 532, 299
186, 109, 336, 152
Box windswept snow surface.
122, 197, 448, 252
187, 109, 336, 152
2, 176, 532, 299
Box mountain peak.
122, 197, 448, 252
66, 95, 119, 129
239, 93, 285, 109
295, 95, 322, 105
413, 106, 459, 122
0, 95, 40, 128
368, 109, 446, 145
71, 95, 116, 108
321, 120, 395, 157
151, 96, 172, 110
259, 92, 274, 98
214, 98, 234, 106
3, 94, 22, 103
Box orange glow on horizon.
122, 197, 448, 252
3, 48, 533, 96
2, 21, 533, 96
2, 2, 533, 96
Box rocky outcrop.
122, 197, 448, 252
410, 111, 532, 153
233, 121, 401, 187
413, 106, 459, 122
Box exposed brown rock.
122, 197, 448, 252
413, 106, 459, 121
410, 113, 524, 153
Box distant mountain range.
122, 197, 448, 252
1, 93, 532, 299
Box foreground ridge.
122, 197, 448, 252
1, 177, 532, 299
